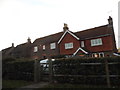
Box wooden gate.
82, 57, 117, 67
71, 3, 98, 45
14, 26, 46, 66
40, 59, 49, 81
34, 59, 53, 83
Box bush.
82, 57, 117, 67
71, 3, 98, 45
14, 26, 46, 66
2, 59, 34, 81
53, 57, 120, 86
51, 54, 66, 59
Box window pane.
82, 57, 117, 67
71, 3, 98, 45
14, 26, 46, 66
65, 42, 73, 49
91, 38, 102, 46
43, 45, 45, 50
81, 41, 85, 47
34, 46, 38, 52
50, 43, 56, 49
99, 52, 104, 57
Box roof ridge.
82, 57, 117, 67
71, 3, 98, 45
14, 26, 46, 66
75, 24, 108, 33
34, 31, 63, 43
16, 42, 28, 47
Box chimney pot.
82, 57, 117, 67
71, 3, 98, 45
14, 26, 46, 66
108, 16, 113, 25
27, 37, 31, 43
63, 23, 69, 31
12, 43, 14, 47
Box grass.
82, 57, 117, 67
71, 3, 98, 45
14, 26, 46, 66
2, 80, 119, 89
2, 79, 34, 88
43, 83, 107, 88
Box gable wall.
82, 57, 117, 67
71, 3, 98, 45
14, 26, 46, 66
59, 33, 80, 55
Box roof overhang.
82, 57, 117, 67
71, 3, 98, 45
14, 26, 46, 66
113, 53, 120, 56
73, 47, 88, 56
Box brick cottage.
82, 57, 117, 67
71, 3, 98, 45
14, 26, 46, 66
2, 16, 117, 60
31, 16, 117, 59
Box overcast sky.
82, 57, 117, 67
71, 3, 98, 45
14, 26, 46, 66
0, 0, 119, 50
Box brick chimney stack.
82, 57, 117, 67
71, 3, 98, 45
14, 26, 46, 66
108, 16, 113, 26
27, 37, 31, 43
63, 23, 69, 32
12, 43, 14, 47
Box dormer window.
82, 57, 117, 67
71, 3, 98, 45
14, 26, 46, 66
34, 46, 38, 52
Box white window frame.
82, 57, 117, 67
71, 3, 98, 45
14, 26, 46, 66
50, 43, 56, 49
43, 45, 45, 50
99, 52, 104, 57
92, 53, 98, 57
92, 52, 104, 58
81, 41, 85, 47
34, 46, 38, 52
65, 42, 73, 49
91, 38, 103, 46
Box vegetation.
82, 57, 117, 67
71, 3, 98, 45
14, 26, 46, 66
2, 58, 34, 81
52, 57, 120, 86
2, 56, 120, 88
2, 80, 33, 88
44, 83, 108, 88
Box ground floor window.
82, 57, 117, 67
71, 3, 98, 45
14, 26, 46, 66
92, 53, 98, 57
99, 52, 104, 57
92, 52, 104, 58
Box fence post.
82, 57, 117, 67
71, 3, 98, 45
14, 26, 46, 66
105, 59, 111, 88
38, 61, 42, 82
34, 59, 39, 83
48, 58, 53, 83
38, 60, 41, 82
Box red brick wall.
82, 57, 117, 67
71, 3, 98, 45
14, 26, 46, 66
59, 33, 80, 55
85, 36, 114, 52
59, 34, 114, 55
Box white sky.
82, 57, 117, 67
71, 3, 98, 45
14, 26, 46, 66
0, 0, 119, 50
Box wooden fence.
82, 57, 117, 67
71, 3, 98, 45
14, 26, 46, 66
34, 57, 120, 88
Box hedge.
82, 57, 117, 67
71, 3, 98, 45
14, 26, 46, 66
2, 58, 34, 81
52, 57, 120, 86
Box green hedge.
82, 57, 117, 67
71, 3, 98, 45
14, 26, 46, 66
2, 58, 34, 81
53, 57, 120, 86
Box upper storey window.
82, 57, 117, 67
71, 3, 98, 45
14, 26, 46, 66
43, 45, 45, 50
50, 43, 56, 49
34, 46, 38, 52
81, 41, 85, 47
65, 42, 73, 49
91, 38, 103, 46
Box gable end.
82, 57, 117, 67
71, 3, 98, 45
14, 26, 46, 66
58, 30, 79, 44
73, 47, 88, 56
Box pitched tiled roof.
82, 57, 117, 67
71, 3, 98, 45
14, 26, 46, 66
33, 32, 63, 44
13, 42, 31, 53
33, 24, 112, 44
2, 47, 14, 55
75, 24, 111, 40
11, 42, 32, 58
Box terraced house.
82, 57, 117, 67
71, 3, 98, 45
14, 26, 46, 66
31, 16, 117, 60
2, 16, 117, 60
2, 38, 32, 59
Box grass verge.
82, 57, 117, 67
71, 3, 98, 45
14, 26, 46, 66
2, 79, 34, 88
44, 83, 107, 88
